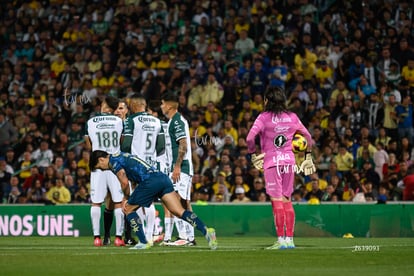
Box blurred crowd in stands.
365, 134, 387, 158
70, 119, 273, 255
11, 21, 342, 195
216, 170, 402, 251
1, 0, 414, 205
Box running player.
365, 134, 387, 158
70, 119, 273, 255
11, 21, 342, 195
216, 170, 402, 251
84, 96, 125, 247
160, 92, 195, 246
121, 94, 164, 246
89, 150, 218, 250
246, 87, 315, 249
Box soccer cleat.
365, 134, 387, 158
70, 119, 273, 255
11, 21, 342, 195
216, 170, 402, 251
152, 233, 165, 244
103, 236, 111, 246
159, 240, 173, 246
114, 237, 125, 247
205, 228, 217, 250
286, 240, 295, 249
124, 238, 137, 246
94, 237, 103, 247
186, 239, 197, 246
129, 242, 151, 250
171, 238, 190, 246
266, 241, 287, 250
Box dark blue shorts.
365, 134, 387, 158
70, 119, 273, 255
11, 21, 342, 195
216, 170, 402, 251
128, 172, 174, 208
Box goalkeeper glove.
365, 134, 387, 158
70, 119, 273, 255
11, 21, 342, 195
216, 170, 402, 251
251, 153, 265, 170
300, 152, 316, 176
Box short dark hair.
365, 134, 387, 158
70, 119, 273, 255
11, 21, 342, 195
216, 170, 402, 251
89, 150, 109, 171
161, 91, 179, 103
104, 96, 120, 111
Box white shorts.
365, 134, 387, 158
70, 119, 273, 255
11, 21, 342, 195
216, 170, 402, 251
90, 170, 124, 204
170, 172, 192, 201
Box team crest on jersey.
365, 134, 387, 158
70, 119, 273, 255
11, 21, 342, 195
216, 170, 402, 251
274, 134, 287, 148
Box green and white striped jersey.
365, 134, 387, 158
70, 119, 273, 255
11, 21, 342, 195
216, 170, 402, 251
122, 111, 164, 168
167, 112, 193, 176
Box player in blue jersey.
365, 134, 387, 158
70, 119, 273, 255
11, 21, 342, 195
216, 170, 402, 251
89, 150, 218, 250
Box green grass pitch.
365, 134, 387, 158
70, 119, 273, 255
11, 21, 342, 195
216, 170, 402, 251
1, 237, 413, 276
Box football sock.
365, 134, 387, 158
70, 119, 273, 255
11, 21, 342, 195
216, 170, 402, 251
114, 207, 125, 237
284, 201, 295, 237
103, 208, 113, 238
126, 212, 147, 244
124, 217, 132, 240
185, 221, 195, 242
271, 200, 285, 237
174, 217, 186, 239
181, 210, 207, 236
90, 206, 101, 237
144, 205, 156, 242
164, 217, 174, 241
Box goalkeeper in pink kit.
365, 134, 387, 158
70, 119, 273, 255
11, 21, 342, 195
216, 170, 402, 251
247, 87, 315, 249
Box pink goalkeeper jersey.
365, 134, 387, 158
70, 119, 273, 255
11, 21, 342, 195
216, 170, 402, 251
247, 111, 313, 169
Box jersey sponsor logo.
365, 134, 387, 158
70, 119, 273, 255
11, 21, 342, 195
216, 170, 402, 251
138, 116, 157, 123
272, 153, 291, 162
273, 134, 287, 148
272, 116, 292, 123
142, 124, 155, 131
174, 125, 183, 133
176, 131, 186, 137
92, 117, 117, 123
274, 126, 290, 133
96, 123, 116, 129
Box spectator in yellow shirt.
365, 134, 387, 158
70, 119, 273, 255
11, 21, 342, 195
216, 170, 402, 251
204, 101, 222, 125
50, 54, 66, 78
356, 138, 377, 159
87, 53, 102, 73
250, 94, 264, 115
186, 77, 203, 109
223, 119, 238, 146
334, 144, 354, 174
189, 116, 207, 139
47, 178, 71, 204
305, 173, 328, 192
294, 47, 317, 81
200, 73, 224, 107
401, 56, 414, 89
77, 150, 90, 175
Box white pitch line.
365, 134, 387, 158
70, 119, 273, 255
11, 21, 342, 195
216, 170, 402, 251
1, 244, 413, 254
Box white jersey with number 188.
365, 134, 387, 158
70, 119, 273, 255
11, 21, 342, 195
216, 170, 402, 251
85, 113, 123, 154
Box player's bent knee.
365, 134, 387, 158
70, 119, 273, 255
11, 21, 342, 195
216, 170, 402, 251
124, 204, 140, 215
180, 198, 187, 209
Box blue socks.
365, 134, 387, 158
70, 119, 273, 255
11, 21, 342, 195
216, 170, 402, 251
126, 212, 147, 244
181, 210, 207, 236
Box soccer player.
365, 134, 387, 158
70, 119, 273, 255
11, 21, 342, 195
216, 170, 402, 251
101, 99, 137, 245
160, 92, 195, 246
246, 87, 315, 250
84, 96, 125, 247
89, 150, 218, 250
148, 102, 172, 243
121, 94, 164, 245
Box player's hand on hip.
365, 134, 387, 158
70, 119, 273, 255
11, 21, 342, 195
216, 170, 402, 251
300, 152, 316, 176
251, 153, 265, 170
